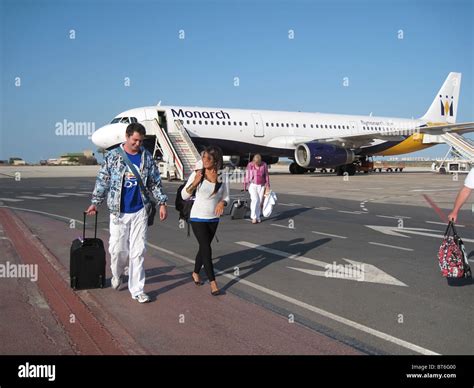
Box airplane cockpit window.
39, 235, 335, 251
111, 117, 136, 124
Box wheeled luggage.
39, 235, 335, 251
70, 212, 106, 290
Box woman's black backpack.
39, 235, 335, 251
175, 183, 195, 222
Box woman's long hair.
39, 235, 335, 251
200, 146, 224, 196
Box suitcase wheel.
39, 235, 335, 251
71, 276, 77, 290
99, 275, 104, 288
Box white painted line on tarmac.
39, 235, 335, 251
313, 207, 332, 210
338, 210, 363, 215
426, 221, 464, 228
0, 206, 84, 224
145, 241, 437, 355
368, 242, 414, 252
271, 224, 294, 229
39, 194, 67, 198
279, 203, 302, 207
312, 231, 347, 239
0, 198, 24, 202
17, 196, 46, 200
58, 193, 88, 197
376, 215, 412, 220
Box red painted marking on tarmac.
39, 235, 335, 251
422, 194, 448, 223
0, 208, 125, 355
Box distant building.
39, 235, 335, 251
9, 157, 26, 166
57, 150, 97, 165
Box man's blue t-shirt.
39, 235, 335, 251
120, 151, 144, 213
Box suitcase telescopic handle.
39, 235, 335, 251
83, 211, 98, 240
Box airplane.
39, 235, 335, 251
91, 72, 473, 176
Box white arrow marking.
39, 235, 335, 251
235, 241, 407, 287
366, 225, 474, 243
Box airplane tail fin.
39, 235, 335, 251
421, 72, 461, 124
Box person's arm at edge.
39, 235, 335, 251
86, 153, 111, 215
448, 186, 472, 222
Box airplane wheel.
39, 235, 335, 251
346, 164, 356, 176
289, 162, 298, 174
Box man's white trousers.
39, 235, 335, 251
109, 207, 148, 298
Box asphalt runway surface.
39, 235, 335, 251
1, 172, 473, 355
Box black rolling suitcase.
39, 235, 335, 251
230, 198, 249, 220
70, 212, 106, 290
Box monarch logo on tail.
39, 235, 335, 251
440, 95, 454, 117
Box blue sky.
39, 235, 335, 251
1, 0, 473, 162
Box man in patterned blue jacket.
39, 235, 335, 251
86, 123, 168, 303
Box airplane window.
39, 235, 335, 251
303, 124, 306, 128
222, 121, 226, 126
228, 121, 231, 125
276, 123, 279, 127
245, 122, 248, 126
296, 124, 299, 128
239, 122, 242, 126
325, 125, 328, 129
271, 123, 274, 127
329, 125, 332, 129
187, 120, 190, 124
179, 119, 184, 124
193, 120, 196, 124
205, 121, 208, 125
120, 117, 130, 124
234, 121, 237, 126
338, 125, 341, 129
291, 123, 294, 127
310, 124, 313, 128
266, 123, 269, 127
111, 118, 121, 124
216, 121, 220, 125
286, 123, 289, 127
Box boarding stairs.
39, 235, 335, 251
141, 118, 199, 181
441, 132, 474, 161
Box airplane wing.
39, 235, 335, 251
292, 121, 474, 149
294, 134, 405, 149
417, 122, 474, 135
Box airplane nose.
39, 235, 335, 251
91, 127, 106, 148
91, 124, 127, 149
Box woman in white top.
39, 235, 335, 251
181, 146, 229, 296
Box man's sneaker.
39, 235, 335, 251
133, 293, 151, 303
111, 276, 121, 290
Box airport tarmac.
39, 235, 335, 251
0, 166, 473, 355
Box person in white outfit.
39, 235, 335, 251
448, 167, 474, 223
243, 154, 271, 224
86, 123, 168, 303
181, 146, 229, 296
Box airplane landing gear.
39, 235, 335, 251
335, 163, 356, 176
289, 162, 307, 174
